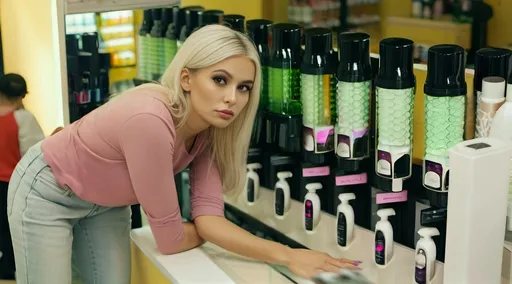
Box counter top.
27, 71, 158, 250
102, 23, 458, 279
130, 227, 295, 284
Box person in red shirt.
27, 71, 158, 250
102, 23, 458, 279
0, 73, 44, 280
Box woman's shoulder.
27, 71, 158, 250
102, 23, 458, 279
111, 84, 173, 120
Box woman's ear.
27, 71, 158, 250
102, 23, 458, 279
180, 68, 192, 93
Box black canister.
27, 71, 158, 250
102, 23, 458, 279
200, 10, 224, 27
182, 7, 204, 39
223, 14, 245, 33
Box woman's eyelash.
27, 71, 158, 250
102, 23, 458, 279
238, 85, 252, 92
213, 76, 227, 84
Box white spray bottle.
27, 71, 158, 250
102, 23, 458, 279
245, 163, 262, 205
374, 208, 396, 267
414, 227, 440, 284
304, 183, 322, 234
336, 193, 356, 248
274, 171, 293, 219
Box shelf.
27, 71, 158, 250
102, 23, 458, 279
65, 0, 180, 15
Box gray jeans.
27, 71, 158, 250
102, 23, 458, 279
7, 142, 131, 284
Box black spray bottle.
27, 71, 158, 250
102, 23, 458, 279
223, 14, 245, 33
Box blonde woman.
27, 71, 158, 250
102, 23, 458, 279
7, 25, 359, 284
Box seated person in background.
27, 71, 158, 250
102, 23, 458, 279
0, 73, 44, 280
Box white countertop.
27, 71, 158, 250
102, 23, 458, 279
131, 227, 296, 284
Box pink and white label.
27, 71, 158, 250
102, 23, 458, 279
335, 173, 368, 186
376, 190, 408, 204
303, 166, 330, 177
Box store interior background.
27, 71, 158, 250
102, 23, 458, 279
1, 0, 512, 283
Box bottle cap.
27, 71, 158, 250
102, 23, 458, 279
173, 6, 203, 39
223, 14, 245, 33
482, 76, 506, 100
270, 23, 301, 69
141, 9, 154, 35
247, 163, 262, 171
417, 227, 440, 239
306, 182, 323, 192
200, 10, 224, 26
246, 19, 273, 47
66, 34, 80, 56
301, 27, 334, 75
376, 38, 415, 89
162, 8, 173, 30
338, 193, 356, 203
424, 44, 467, 97
337, 32, 372, 82
277, 171, 293, 179
152, 8, 162, 22
185, 7, 204, 36
82, 33, 99, 55
376, 208, 396, 220
474, 47, 512, 92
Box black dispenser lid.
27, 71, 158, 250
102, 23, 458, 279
66, 34, 80, 56
200, 10, 224, 26
424, 44, 467, 97
150, 9, 164, 38
223, 14, 245, 33
81, 33, 99, 55
375, 38, 415, 89
140, 10, 153, 35
162, 8, 173, 31
270, 23, 302, 69
300, 27, 334, 74
173, 6, 203, 39
337, 32, 372, 82
185, 7, 204, 35
474, 47, 512, 91
246, 19, 272, 46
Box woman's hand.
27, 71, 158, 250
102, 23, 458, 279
286, 249, 361, 279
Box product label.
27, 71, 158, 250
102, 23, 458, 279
415, 249, 427, 283
376, 190, 408, 204
303, 126, 335, 153
336, 173, 368, 186
376, 150, 392, 176
375, 231, 386, 265
303, 166, 330, 177
305, 200, 313, 231
275, 188, 284, 216
337, 213, 347, 246
424, 160, 443, 190
76, 91, 91, 104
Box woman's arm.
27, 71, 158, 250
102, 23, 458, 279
174, 222, 205, 253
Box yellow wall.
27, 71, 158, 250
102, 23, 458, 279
1, 0, 66, 136
486, 0, 512, 48
181, 0, 263, 20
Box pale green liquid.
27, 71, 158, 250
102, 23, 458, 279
424, 95, 465, 156
268, 67, 301, 115
336, 81, 371, 136
376, 87, 415, 146
137, 36, 149, 80
301, 74, 329, 126
260, 66, 269, 109
163, 39, 176, 72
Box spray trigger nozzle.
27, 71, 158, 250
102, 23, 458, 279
377, 208, 396, 221
418, 227, 440, 239
247, 163, 262, 171
277, 171, 293, 180
338, 193, 356, 203
306, 183, 323, 193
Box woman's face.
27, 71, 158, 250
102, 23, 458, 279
181, 55, 255, 129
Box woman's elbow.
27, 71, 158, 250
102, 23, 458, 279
156, 236, 185, 255
194, 215, 224, 239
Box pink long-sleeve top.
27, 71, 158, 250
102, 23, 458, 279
42, 85, 224, 254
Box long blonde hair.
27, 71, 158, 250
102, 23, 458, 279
160, 24, 261, 196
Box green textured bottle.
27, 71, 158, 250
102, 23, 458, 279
300, 28, 336, 163
137, 10, 152, 80
149, 9, 164, 80
375, 38, 416, 192
336, 32, 372, 161
162, 7, 175, 69
423, 45, 466, 195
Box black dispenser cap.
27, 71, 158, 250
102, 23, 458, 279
66, 34, 80, 56
173, 6, 203, 39
424, 44, 467, 97
81, 33, 99, 55
185, 7, 204, 36
223, 14, 245, 33
140, 10, 153, 35
246, 19, 272, 46
162, 8, 173, 32
300, 28, 334, 74
474, 47, 512, 92
337, 32, 372, 82
270, 23, 302, 69
375, 38, 415, 89
200, 10, 224, 26
152, 8, 162, 22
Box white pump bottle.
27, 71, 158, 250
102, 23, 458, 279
336, 193, 356, 248
245, 163, 262, 205
374, 208, 396, 267
274, 171, 293, 219
414, 227, 440, 283
304, 183, 322, 233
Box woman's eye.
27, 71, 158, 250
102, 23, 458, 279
213, 77, 227, 85
238, 85, 252, 92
